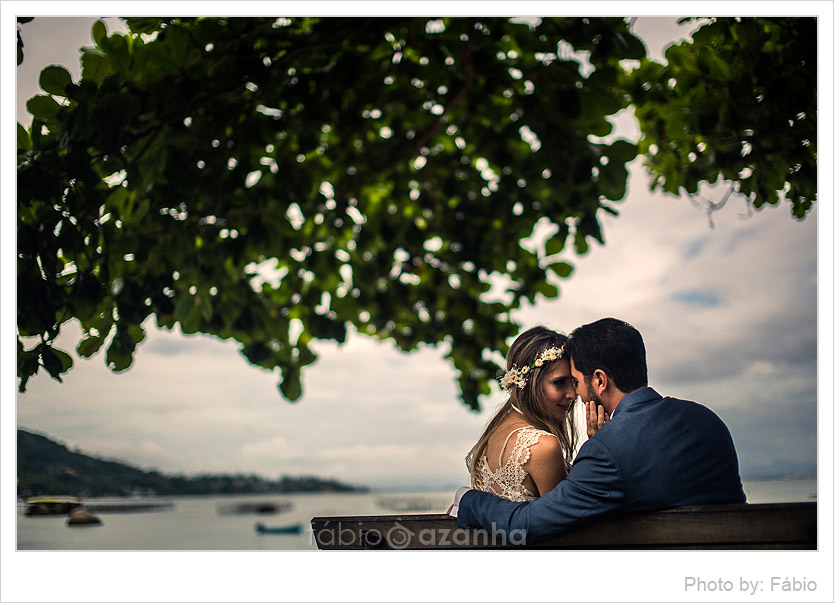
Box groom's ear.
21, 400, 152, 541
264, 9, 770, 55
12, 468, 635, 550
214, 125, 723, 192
592, 369, 608, 394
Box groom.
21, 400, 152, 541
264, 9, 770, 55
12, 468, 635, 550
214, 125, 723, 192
451, 317, 746, 545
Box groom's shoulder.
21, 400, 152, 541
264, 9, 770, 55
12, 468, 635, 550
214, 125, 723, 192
649, 393, 733, 437
613, 390, 724, 431
663, 393, 724, 418
631, 388, 717, 414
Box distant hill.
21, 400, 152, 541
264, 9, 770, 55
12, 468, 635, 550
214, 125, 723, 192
17, 429, 368, 498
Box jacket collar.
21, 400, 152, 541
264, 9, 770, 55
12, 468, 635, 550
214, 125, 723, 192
613, 386, 660, 416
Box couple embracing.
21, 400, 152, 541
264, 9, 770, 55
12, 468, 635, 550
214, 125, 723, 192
451, 317, 746, 545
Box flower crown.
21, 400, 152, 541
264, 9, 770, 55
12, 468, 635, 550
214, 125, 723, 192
499, 345, 566, 391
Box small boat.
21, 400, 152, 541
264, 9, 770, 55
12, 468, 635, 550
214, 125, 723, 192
66, 507, 102, 526
255, 522, 303, 535
217, 501, 293, 515
82, 500, 175, 513
24, 496, 82, 516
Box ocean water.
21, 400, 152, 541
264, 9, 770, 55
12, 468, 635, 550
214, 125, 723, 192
16, 480, 816, 551
16, 490, 455, 551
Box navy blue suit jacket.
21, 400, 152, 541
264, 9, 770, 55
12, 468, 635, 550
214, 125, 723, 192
457, 387, 746, 544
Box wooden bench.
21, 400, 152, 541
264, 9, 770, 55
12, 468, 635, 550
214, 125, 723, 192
311, 502, 816, 549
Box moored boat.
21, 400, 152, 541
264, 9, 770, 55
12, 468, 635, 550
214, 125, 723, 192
24, 496, 82, 516
81, 500, 175, 513
255, 522, 303, 535
66, 507, 102, 526
217, 501, 293, 515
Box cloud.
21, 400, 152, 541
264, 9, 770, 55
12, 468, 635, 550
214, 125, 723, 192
721, 395, 817, 477
682, 236, 709, 261
669, 290, 723, 308
239, 436, 299, 462
141, 333, 203, 357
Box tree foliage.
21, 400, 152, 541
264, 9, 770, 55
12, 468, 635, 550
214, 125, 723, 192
16, 17, 816, 410
627, 17, 816, 220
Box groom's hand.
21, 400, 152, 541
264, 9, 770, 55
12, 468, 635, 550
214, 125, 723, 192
585, 400, 609, 437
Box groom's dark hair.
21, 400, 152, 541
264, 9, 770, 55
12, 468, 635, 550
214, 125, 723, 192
565, 318, 648, 393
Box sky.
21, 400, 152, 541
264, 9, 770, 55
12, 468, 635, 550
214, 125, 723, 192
2, 4, 833, 602
8, 13, 825, 490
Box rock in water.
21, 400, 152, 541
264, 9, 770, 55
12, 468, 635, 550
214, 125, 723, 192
66, 508, 102, 526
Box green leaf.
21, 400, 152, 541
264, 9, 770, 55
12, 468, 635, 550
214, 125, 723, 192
295, 343, 317, 367
77, 335, 106, 357
17, 123, 31, 150
127, 324, 146, 345
174, 292, 202, 334
81, 51, 111, 83
106, 326, 136, 371
39, 344, 73, 380
535, 281, 559, 299
242, 342, 272, 367
92, 19, 108, 47
549, 261, 573, 278
160, 25, 197, 68
17, 342, 41, 392
598, 159, 630, 201
55, 348, 74, 371
606, 139, 638, 162
544, 231, 567, 256
39, 65, 73, 96
101, 33, 131, 74
696, 46, 731, 81
26, 95, 61, 120
279, 364, 302, 401
173, 292, 194, 323
124, 18, 165, 35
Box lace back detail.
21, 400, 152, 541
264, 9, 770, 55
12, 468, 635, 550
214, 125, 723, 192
471, 426, 554, 502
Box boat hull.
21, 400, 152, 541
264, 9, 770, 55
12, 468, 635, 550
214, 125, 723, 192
24, 496, 82, 516
255, 522, 303, 535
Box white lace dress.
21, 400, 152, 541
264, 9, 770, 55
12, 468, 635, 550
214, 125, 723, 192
469, 426, 556, 502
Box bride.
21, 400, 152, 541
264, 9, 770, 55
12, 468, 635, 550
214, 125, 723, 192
466, 326, 583, 501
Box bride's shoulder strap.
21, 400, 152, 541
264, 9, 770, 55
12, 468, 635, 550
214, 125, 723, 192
498, 425, 530, 466
506, 426, 559, 466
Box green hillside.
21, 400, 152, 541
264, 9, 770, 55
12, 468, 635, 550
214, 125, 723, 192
17, 429, 368, 497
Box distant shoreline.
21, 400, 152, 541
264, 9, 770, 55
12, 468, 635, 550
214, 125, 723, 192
17, 429, 369, 498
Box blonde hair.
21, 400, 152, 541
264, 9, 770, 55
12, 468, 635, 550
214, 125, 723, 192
466, 326, 579, 483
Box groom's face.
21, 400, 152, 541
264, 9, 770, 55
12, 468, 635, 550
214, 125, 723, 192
569, 358, 598, 405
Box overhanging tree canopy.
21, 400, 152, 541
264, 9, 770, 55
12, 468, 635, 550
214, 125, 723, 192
629, 17, 816, 220
16, 17, 816, 410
